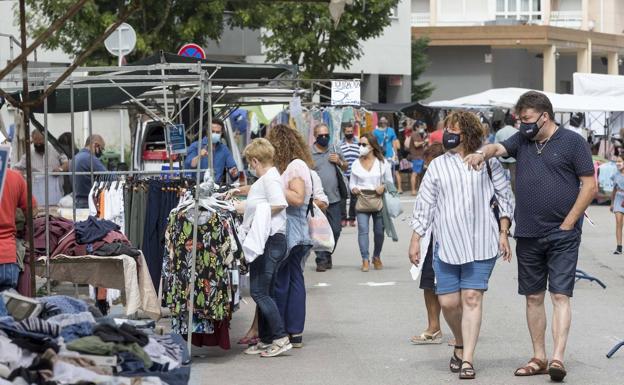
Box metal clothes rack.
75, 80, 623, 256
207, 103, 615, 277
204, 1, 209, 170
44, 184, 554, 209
2, 58, 356, 357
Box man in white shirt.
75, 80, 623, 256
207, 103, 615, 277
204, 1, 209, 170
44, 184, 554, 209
13, 130, 68, 205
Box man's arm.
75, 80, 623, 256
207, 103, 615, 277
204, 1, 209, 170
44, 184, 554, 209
464, 143, 509, 170
225, 149, 239, 178
560, 175, 597, 230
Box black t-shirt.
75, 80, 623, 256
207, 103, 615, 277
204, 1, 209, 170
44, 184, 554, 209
501, 128, 594, 237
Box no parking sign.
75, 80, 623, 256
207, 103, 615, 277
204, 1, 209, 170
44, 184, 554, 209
178, 43, 206, 59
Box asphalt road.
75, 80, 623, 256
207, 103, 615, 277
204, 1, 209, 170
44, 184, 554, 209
190, 202, 624, 385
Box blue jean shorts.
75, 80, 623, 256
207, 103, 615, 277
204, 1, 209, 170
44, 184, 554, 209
433, 254, 497, 295
0, 263, 20, 292
412, 159, 424, 174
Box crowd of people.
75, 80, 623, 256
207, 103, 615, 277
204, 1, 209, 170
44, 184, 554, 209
0, 91, 598, 381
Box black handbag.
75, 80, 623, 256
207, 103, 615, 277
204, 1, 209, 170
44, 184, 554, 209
335, 165, 349, 200
485, 160, 501, 230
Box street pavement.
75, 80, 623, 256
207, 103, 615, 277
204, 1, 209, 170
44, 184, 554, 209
190, 202, 624, 385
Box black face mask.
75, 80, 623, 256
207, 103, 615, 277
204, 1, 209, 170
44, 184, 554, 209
344, 133, 354, 140
316, 135, 330, 148
519, 114, 545, 140
95, 148, 103, 158
442, 131, 461, 150
34, 144, 45, 154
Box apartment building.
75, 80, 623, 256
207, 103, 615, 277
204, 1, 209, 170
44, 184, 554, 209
411, 0, 624, 101
208, 1, 413, 104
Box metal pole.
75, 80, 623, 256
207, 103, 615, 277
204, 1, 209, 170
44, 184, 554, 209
118, 34, 125, 163
43, 76, 51, 295
19, 0, 37, 296
88, 87, 94, 187
207, 80, 214, 175
187, 68, 205, 355
70, 81, 77, 222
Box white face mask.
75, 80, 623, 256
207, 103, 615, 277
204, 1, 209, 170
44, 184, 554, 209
359, 145, 371, 157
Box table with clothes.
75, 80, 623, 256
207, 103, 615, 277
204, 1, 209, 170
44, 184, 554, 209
0, 294, 190, 385
30, 215, 160, 319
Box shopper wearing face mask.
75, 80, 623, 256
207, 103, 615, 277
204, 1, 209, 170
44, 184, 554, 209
340, 122, 360, 227
407, 121, 427, 195
13, 130, 68, 205
409, 111, 514, 380
311, 123, 347, 272
70, 134, 107, 208
349, 133, 393, 272
185, 119, 239, 185
464, 91, 596, 382
610, 155, 624, 254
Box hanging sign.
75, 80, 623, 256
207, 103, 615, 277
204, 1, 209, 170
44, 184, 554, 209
166, 124, 188, 155
331, 80, 361, 106
178, 43, 206, 59
0, 145, 10, 201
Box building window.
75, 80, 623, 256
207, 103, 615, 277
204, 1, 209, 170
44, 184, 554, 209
496, 0, 541, 22
389, 5, 399, 19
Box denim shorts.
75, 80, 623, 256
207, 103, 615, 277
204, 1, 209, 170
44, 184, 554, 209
412, 159, 424, 174
433, 255, 497, 295
0, 263, 20, 292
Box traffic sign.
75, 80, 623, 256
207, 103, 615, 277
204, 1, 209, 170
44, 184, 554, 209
104, 23, 137, 58
178, 43, 206, 59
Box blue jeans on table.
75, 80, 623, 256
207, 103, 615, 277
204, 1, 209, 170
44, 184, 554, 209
0, 263, 20, 292
250, 234, 288, 344
356, 211, 384, 260
274, 244, 312, 335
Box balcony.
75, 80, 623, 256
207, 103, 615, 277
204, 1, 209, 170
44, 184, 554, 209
549, 10, 583, 29
411, 12, 430, 27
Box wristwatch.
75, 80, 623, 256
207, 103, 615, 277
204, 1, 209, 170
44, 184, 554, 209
475, 150, 485, 159
499, 229, 511, 236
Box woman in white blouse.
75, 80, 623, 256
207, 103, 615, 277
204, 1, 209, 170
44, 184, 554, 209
349, 133, 394, 272
408, 111, 514, 380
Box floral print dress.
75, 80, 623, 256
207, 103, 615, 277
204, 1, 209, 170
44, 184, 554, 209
164, 207, 240, 334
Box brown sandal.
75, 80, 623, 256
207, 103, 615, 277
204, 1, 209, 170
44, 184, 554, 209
514, 357, 548, 376
548, 359, 567, 382
459, 361, 476, 380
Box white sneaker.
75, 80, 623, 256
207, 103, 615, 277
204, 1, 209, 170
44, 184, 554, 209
261, 337, 292, 357
244, 342, 271, 355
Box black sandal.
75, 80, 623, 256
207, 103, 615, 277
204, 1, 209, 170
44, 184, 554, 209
459, 361, 476, 380
449, 345, 463, 373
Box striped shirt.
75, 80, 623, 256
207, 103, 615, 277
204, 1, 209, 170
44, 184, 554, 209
340, 138, 360, 178
411, 153, 515, 265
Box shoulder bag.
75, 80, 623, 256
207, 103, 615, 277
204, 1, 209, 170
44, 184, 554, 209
307, 173, 336, 252
485, 160, 501, 230
332, 144, 349, 200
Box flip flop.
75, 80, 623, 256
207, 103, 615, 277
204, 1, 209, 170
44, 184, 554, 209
410, 330, 442, 345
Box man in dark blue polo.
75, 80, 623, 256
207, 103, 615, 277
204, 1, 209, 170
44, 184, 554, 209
465, 91, 596, 382
70, 134, 107, 208
185, 119, 238, 184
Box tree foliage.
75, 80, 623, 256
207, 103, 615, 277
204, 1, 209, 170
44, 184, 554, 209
20, 0, 230, 65
230, 0, 400, 78
411, 37, 434, 101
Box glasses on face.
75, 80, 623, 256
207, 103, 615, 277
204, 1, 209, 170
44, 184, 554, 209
317, 134, 329, 139
359, 142, 369, 147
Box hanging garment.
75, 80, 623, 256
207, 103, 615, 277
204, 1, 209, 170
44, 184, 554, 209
164, 206, 240, 337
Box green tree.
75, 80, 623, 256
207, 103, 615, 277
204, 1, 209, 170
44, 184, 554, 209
231, 0, 399, 79
20, 0, 230, 65
411, 37, 434, 101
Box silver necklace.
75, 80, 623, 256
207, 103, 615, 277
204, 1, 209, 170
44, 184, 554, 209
535, 126, 559, 155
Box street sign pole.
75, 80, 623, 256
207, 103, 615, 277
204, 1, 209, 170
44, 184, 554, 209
118, 31, 124, 162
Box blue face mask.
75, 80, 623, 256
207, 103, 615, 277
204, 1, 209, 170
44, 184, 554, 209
316, 135, 330, 148
442, 130, 461, 150
519, 114, 545, 140
211, 133, 221, 144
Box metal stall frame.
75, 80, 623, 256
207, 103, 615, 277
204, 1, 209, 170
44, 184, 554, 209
3, 61, 358, 356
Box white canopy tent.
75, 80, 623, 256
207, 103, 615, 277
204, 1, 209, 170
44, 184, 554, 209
427, 87, 624, 113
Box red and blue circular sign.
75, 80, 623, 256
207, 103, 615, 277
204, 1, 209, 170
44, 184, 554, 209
178, 43, 206, 59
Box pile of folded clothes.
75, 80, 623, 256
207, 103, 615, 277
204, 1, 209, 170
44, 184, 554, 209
30, 216, 141, 258
0, 293, 189, 385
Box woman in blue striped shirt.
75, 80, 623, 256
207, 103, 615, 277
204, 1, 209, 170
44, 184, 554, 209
408, 111, 514, 380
